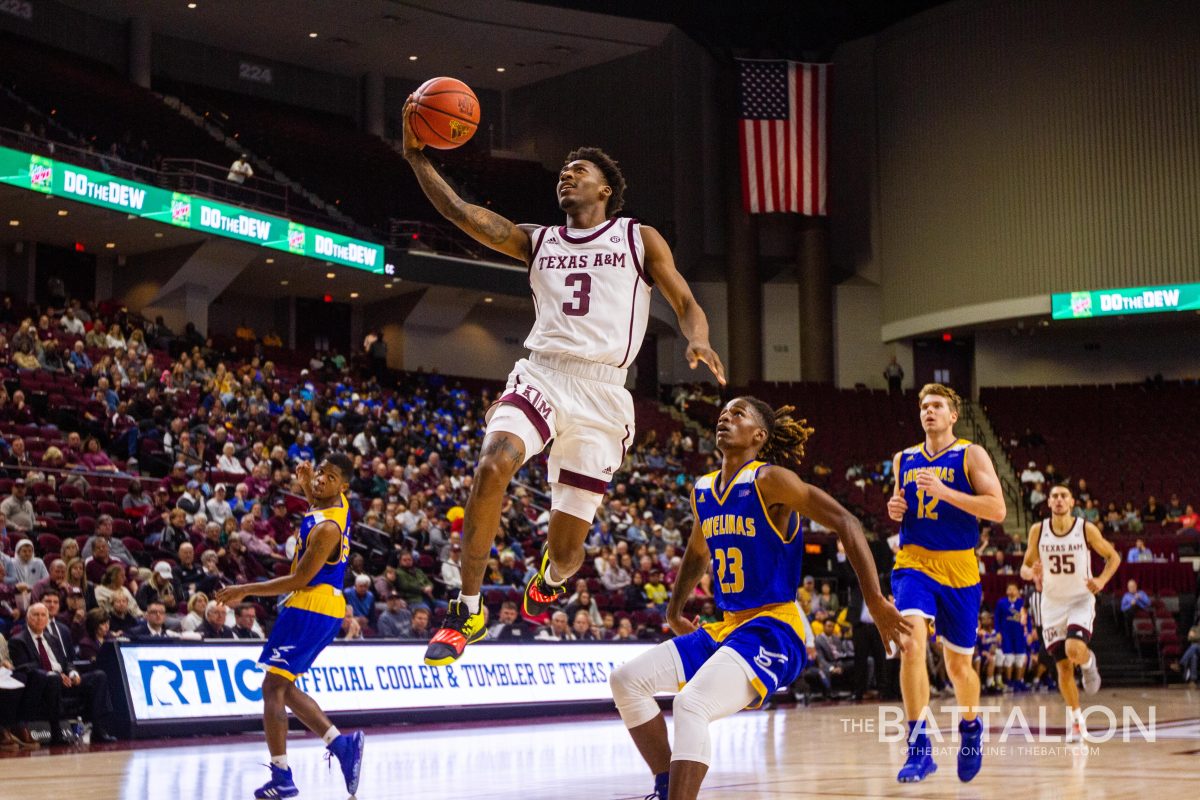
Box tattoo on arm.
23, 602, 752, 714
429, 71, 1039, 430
409, 154, 515, 246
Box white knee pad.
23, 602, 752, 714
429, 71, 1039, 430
670, 649, 758, 767
611, 643, 684, 730
551, 482, 604, 522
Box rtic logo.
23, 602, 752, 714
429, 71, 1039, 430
448, 119, 473, 140
138, 658, 264, 706
457, 97, 476, 116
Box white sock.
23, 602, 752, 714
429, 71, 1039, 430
459, 593, 481, 614
1083, 653, 1096, 671
322, 725, 340, 745
270, 754, 288, 769
545, 561, 566, 587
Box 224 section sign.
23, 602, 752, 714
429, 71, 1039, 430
119, 641, 655, 721
0, 145, 384, 272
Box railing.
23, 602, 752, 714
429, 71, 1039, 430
159, 158, 292, 216
388, 219, 491, 259
0, 124, 163, 187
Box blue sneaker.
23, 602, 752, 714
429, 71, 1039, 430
326, 731, 365, 795
957, 718, 984, 782
897, 724, 937, 783
643, 771, 669, 799
254, 765, 299, 799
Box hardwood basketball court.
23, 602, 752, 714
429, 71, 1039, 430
1, 686, 1195, 799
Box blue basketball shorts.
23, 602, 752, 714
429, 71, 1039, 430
259, 606, 342, 681
670, 615, 808, 708
892, 567, 982, 654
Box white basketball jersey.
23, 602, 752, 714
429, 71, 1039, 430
1038, 517, 1092, 604
525, 217, 652, 369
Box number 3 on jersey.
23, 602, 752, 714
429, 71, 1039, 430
562, 273, 591, 316
715, 547, 744, 594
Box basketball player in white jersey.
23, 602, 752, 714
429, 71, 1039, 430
1020, 484, 1121, 739
401, 101, 726, 667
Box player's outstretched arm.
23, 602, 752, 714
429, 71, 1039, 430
216, 521, 341, 605
643, 226, 726, 385
666, 519, 710, 636
759, 466, 912, 651
1083, 521, 1121, 593
401, 100, 532, 264
915, 444, 1007, 522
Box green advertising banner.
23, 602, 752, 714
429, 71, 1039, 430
0, 145, 385, 273
1051, 283, 1200, 320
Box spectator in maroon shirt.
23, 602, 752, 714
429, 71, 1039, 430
159, 461, 189, 497
84, 537, 126, 584
31, 559, 69, 607
80, 437, 118, 473
266, 499, 292, 544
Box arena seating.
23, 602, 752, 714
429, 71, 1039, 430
0, 31, 232, 168
981, 382, 1200, 507
154, 79, 560, 236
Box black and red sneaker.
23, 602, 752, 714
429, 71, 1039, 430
522, 546, 567, 619
423, 599, 486, 666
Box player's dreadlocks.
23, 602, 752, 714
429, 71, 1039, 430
742, 396, 815, 469
565, 146, 626, 217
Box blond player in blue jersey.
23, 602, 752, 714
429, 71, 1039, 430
610, 397, 910, 800
887, 383, 1007, 783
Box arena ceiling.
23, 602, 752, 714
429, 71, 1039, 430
61, 1, 950, 90
56, 0, 673, 90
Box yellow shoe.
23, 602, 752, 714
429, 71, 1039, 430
522, 545, 567, 619
423, 599, 486, 666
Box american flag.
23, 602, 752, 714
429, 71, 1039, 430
737, 59, 830, 215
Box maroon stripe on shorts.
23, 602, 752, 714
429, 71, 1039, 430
497, 392, 551, 443
558, 468, 608, 494
619, 424, 631, 464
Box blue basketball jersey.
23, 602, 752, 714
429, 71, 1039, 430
994, 596, 1027, 654
295, 494, 350, 589
691, 460, 802, 613
897, 439, 980, 553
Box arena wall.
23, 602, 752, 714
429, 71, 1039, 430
833, 0, 1200, 338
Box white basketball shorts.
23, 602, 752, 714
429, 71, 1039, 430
1040, 593, 1095, 659
486, 351, 634, 498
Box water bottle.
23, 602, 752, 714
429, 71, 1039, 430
71, 716, 85, 744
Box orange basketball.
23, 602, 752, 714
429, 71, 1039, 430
410, 77, 480, 150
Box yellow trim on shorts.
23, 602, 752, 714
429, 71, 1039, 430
702, 601, 807, 644
263, 665, 299, 682
893, 544, 980, 588
283, 584, 347, 618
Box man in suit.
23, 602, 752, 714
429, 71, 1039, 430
8, 602, 117, 743
199, 600, 234, 639
126, 601, 178, 641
